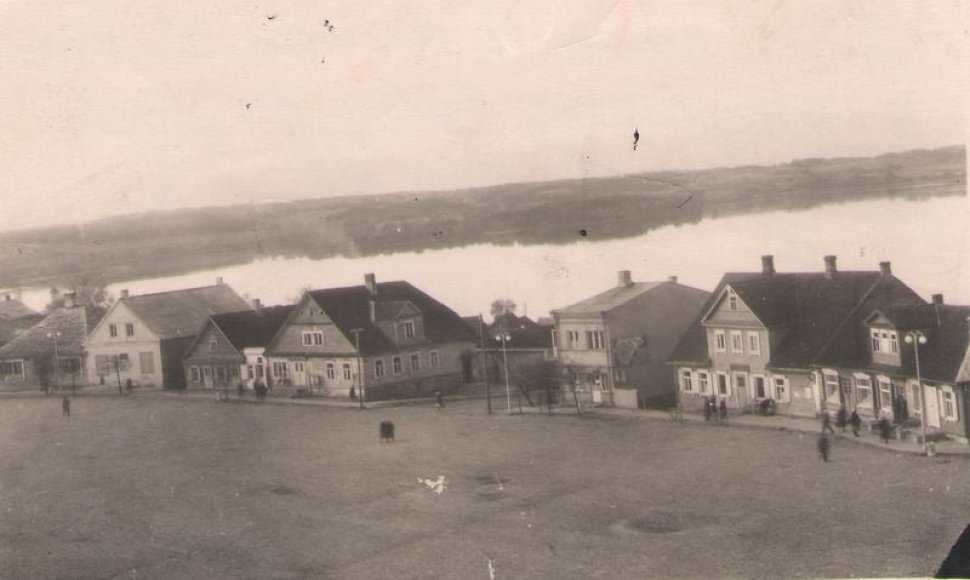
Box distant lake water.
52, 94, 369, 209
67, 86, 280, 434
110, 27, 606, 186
20, 195, 970, 318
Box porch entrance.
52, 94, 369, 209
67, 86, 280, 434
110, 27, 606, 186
925, 386, 941, 429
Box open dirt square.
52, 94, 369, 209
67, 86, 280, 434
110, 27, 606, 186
0, 396, 967, 579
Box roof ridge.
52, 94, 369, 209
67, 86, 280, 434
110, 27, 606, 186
123, 283, 227, 301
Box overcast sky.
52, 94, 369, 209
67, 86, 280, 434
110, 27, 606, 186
0, 0, 966, 232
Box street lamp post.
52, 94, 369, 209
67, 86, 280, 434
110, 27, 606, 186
46, 331, 61, 393
904, 330, 928, 456
495, 333, 512, 414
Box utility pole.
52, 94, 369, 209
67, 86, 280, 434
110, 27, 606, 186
350, 328, 364, 409
495, 332, 512, 414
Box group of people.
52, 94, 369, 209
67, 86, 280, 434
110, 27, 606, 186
702, 394, 727, 423
236, 378, 269, 399
818, 405, 895, 461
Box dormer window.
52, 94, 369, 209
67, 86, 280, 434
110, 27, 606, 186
727, 290, 739, 311
870, 329, 899, 355
404, 320, 415, 339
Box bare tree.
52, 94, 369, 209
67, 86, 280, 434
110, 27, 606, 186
490, 299, 517, 319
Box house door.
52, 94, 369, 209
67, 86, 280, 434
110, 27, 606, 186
731, 374, 747, 407
924, 386, 941, 429
292, 361, 306, 387
203, 366, 214, 389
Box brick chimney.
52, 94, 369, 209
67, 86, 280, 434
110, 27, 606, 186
668, 276, 678, 284
63, 292, 76, 308
761, 255, 775, 277
252, 298, 262, 313
216, 277, 224, 286
932, 294, 944, 305
617, 270, 633, 288
823, 255, 837, 279
120, 289, 130, 299
364, 273, 377, 295
879, 261, 892, 277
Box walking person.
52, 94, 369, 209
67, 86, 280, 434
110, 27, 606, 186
817, 433, 831, 462
718, 398, 727, 424
821, 410, 836, 434
849, 408, 862, 437
703, 396, 712, 422
349, 385, 357, 401
62, 397, 71, 417
435, 390, 444, 410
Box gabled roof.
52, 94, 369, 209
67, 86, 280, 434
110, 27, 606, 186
486, 313, 553, 350
555, 282, 665, 315
300, 281, 476, 355
119, 284, 251, 340
209, 305, 295, 351
0, 305, 104, 360
0, 297, 38, 321
0, 314, 45, 347
869, 304, 970, 384
669, 269, 924, 369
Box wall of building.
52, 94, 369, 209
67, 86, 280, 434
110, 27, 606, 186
270, 298, 356, 356
86, 303, 165, 386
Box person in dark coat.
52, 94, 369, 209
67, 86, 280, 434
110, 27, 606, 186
703, 397, 712, 422
835, 406, 848, 432
435, 390, 444, 409
718, 399, 727, 423
821, 410, 836, 434
817, 433, 830, 462
62, 397, 71, 417
878, 416, 893, 444
849, 409, 862, 437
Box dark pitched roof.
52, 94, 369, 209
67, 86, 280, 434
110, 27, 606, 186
0, 306, 102, 360
304, 281, 476, 355
210, 305, 295, 350
121, 284, 251, 340
867, 304, 970, 384
486, 313, 553, 350
0, 297, 38, 321
669, 270, 924, 369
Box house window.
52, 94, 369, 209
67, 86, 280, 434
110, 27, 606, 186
586, 331, 605, 350
942, 387, 958, 421
878, 377, 892, 411
189, 366, 200, 382
342, 363, 352, 380
374, 359, 386, 377
730, 331, 743, 355
202, 366, 211, 377
565, 331, 580, 349
855, 376, 873, 408
209, 338, 218, 351
717, 373, 729, 396
0, 361, 23, 376
139, 352, 155, 374
870, 330, 881, 352
393, 356, 403, 374
273, 361, 288, 378
681, 370, 693, 392
747, 332, 761, 356
410, 353, 420, 371
889, 333, 898, 354
404, 320, 415, 338
303, 331, 324, 346
714, 330, 726, 353
326, 363, 335, 380
118, 353, 129, 368
909, 381, 922, 414
698, 372, 709, 394
294, 362, 305, 373
773, 376, 789, 402
247, 365, 254, 379
109, 324, 118, 338
727, 290, 738, 311
429, 351, 440, 368
125, 323, 134, 337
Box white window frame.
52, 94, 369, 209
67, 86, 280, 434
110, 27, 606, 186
374, 359, 385, 377
410, 352, 421, 371
109, 324, 118, 338
403, 320, 415, 338
888, 332, 898, 354
727, 290, 739, 311
752, 374, 766, 399
773, 375, 789, 402
854, 373, 873, 409
823, 370, 840, 404
342, 362, 352, 380
325, 362, 336, 380
747, 332, 761, 356
698, 371, 709, 394
877, 375, 892, 411
714, 330, 726, 353
429, 350, 440, 368
870, 329, 882, 352
680, 369, 693, 392
941, 386, 958, 422
730, 331, 744, 355
392, 356, 403, 375
125, 323, 135, 337
735, 373, 748, 397
908, 380, 922, 415
716, 372, 730, 397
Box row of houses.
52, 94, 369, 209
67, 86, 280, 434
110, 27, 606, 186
0, 255, 968, 444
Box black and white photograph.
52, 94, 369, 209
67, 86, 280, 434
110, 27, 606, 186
0, 1, 968, 578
